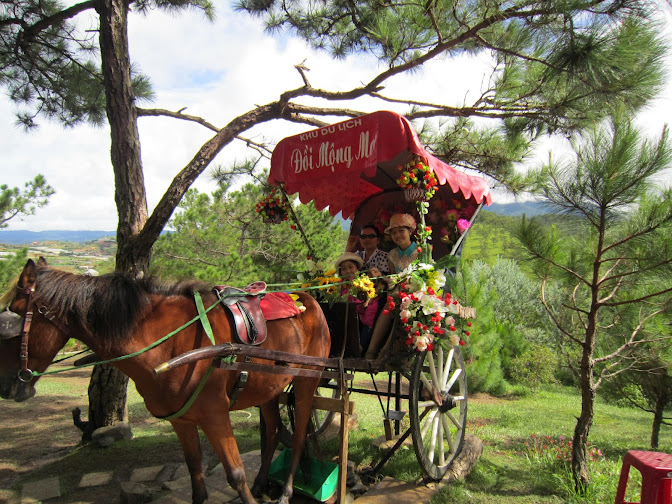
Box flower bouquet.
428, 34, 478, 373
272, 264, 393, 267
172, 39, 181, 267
383, 262, 473, 353
349, 273, 377, 302
256, 188, 290, 224
396, 157, 438, 202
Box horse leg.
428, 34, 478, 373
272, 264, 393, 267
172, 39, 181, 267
200, 417, 257, 504
171, 421, 208, 504
278, 376, 320, 504
251, 399, 282, 497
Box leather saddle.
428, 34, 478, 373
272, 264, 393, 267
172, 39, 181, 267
213, 282, 268, 345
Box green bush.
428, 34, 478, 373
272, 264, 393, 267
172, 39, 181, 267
509, 343, 559, 390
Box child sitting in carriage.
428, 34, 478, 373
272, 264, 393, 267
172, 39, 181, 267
334, 252, 386, 356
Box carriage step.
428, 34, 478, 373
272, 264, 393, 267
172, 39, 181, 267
385, 410, 406, 421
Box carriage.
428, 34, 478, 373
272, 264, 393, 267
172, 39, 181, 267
263, 110, 492, 483
0, 111, 491, 504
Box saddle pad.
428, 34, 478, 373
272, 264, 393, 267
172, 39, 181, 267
260, 292, 301, 320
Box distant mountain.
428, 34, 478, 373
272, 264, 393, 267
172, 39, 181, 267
484, 201, 554, 217
0, 230, 115, 245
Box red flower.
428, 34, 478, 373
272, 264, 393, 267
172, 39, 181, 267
464, 331, 471, 336
290, 224, 296, 230
417, 247, 422, 253
450, 326, 456, 332
467, 321, 472, 327
383, 309, 389, 316
459, 340, 465, 346
307, 256, 311, 260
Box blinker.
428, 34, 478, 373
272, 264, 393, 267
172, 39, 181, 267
0, 309, 23, 339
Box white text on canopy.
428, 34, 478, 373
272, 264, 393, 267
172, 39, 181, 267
291, 118, 378, 174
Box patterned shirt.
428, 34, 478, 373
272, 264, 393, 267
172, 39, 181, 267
356, 248, 389, 275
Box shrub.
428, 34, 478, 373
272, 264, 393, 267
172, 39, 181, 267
510, 343, 559, 390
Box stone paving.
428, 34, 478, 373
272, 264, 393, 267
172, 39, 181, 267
5, 445, 460, 504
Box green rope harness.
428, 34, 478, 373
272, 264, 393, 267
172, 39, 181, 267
32, 291, 221, 378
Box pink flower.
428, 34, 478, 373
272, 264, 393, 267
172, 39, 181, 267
456, 219, 471, 233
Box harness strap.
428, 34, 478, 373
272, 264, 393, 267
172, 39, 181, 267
155, 292, 219, 421
193, 291, 216, 345
157, 364, 215, 421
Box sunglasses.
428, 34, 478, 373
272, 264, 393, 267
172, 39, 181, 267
359, 234, 378, 239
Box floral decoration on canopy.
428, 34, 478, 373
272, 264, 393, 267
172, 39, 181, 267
256, 187, 290, 224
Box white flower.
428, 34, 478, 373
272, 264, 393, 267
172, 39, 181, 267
445, 316, 455, 327
446, 301, 460, 314
419, 293, 450, 315
400, 309, 412, 320
428, 271, 447, 292
415, 335, 430, 351
401, 296, 412, 308
450, 333, 460, 346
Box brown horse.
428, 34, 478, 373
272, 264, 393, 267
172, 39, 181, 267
0, 258, 330, 504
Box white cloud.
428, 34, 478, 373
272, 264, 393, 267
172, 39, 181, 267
1, 3, 671, 230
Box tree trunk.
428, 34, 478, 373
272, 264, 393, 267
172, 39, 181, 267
75, 364, 130, 441
650, 395, 667, 450
572, 320, 598, 493
73, 0, 148, 440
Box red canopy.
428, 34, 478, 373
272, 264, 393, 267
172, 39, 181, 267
269, 110, 492, 219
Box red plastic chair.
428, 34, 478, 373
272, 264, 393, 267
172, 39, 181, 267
615, 450, 672, 504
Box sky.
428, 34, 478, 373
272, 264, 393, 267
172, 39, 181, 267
2, 2, 671, 232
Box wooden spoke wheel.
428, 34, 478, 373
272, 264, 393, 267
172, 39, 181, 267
409, 345, 468, 481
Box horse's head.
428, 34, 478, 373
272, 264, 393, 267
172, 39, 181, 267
0, 258, 70, 402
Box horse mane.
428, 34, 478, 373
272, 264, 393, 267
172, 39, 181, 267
34, 267, 209, 346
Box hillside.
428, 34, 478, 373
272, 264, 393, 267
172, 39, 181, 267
0, 230, 115, 244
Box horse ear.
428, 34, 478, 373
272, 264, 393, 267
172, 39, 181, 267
37, 256, 48, 267
18, 259, 38, 289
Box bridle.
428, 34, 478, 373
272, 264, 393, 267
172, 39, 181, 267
0, 282, 71, 383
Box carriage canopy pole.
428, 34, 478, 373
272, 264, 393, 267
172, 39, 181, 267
279, 185, 317, 261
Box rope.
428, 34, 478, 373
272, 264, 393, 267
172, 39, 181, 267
31, 297, 222, 378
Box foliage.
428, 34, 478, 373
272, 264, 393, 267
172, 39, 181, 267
510, 344, 560, 391
151, 183, 347, 286
516, 113, 672, 488
0, 248, 28, 301
454, 265, 513, 395
0, 175, 54, 228
240, 0, 667, 192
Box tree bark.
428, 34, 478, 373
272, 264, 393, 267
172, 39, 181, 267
650, 394, 668, 450
73, 0, 145, 440
572, 313, 598, 492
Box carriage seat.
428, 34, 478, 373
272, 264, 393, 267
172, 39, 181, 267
320, 302, 362, 358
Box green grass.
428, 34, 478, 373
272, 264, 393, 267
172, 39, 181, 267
4, 373, 669, 504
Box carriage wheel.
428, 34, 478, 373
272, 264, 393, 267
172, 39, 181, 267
409, 345, 468, 481
278, 379, 341, 447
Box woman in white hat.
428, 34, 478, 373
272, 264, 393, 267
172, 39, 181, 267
385, 213, 419, 273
